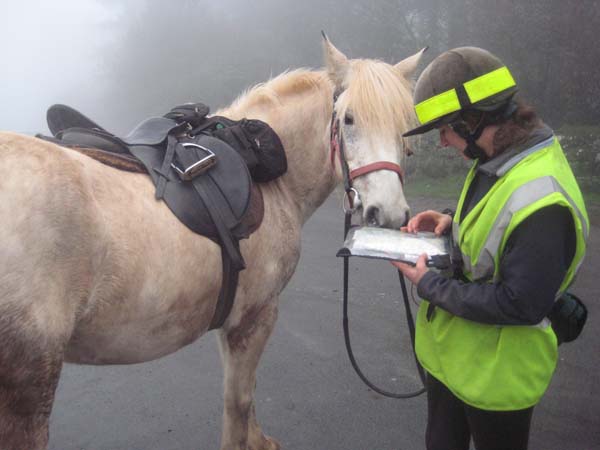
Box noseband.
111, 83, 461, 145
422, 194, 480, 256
329, 99, 405, 211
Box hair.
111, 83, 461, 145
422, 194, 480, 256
227, 69, 328, 113
461, 98, 543, 156
492, 100, 543, 155
335, 59, 417, 141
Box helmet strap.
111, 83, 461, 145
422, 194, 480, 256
462, 112, 488, 160
463, 136, 487, 160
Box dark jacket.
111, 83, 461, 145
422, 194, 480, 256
417, 126, 575, 325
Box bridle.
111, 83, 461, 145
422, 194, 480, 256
330, 93, 426, 399
328, 97, 405, 213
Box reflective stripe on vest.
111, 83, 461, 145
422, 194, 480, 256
454, 175, 589, 282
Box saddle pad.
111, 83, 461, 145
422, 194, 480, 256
129, 135, 253, 239
72, 146, 147, 172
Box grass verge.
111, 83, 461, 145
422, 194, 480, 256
404, 175, 465, 199
405, 175, 600, 225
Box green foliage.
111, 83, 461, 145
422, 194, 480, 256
405, 174, 465, 199
405, 132, 471, 181
556, 124, 600, 195
406, 124, 600, 210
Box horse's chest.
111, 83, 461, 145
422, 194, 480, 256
242, 209, 302, 294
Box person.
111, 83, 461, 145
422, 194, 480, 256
392, 47, 589, 450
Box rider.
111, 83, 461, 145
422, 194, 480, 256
392, 47, 589, 450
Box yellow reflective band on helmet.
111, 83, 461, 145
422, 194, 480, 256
414, 89, 461, 124
463, 66, 516, 104
414, 66, 516, 125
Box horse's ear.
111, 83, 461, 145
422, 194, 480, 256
322, 33, 349, 88
394, 47, 428, 80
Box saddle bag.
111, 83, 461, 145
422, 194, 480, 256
191, 114, 287, 183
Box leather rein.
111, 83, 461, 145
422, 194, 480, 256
329, 95, 426, 399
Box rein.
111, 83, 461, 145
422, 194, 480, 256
330, 98, 426, 399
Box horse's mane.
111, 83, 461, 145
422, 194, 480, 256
227, 69, 330, 113
336, 59, 416, 141
226, 60, 416, 147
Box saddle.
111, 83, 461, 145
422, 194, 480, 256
38, 103, 287, 329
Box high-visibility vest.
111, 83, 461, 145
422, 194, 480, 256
415, 136, 589, 410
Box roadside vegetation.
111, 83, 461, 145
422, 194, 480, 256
405, 126, 600, 224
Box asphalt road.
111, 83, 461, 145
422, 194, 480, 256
49, 191, 600, 450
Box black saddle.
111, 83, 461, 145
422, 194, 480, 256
40, 103, 269, 330
130, 128, 253, 245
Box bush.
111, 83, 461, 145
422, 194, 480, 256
556, 124, 600, 196
404, 124, 600, 204
405, 132, 471, 180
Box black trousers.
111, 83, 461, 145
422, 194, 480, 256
426, 374, 534, 450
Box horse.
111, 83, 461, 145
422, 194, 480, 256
0, 36, 424, 450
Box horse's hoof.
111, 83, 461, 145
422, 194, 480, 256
266, 437, 281, 450
250, 435, 280, 450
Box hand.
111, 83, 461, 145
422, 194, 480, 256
391, 253, 429, 286
402, 210, 452, 236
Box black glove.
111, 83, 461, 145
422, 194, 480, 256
548, 292, 587, 345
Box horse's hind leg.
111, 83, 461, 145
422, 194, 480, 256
217, 300, 280, 450
0, 318, 65, 450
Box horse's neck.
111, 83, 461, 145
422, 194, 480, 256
269, 92, 338, 223
222, 74, 339, 224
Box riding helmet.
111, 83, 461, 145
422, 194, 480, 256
403, 47, 518, 137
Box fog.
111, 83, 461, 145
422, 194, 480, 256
2, 0, 598, 135
0, 3, 599, 449
0, 1, 124, 133
1, 0, 599, 192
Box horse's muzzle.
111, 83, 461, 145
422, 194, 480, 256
365, 205, 410, 228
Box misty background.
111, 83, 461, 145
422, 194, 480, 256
1, 0, 599, 198
1, 3, 599, 449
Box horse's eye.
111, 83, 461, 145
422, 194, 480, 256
344, 114, 354, 125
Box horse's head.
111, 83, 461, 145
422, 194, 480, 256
323, 35, 426, 228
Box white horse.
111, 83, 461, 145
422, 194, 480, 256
0, 37, 424, 450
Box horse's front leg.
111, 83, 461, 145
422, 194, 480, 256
217, 299, 280, 450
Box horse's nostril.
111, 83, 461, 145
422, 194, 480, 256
402, 210, 410, 228
365, 206, 381, 227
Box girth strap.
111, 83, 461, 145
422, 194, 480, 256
154, 135, 178, 200
209, 245, 240, 330
190, 176, 246, 271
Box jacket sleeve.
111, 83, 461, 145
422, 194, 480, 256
416, 205, 575, 325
